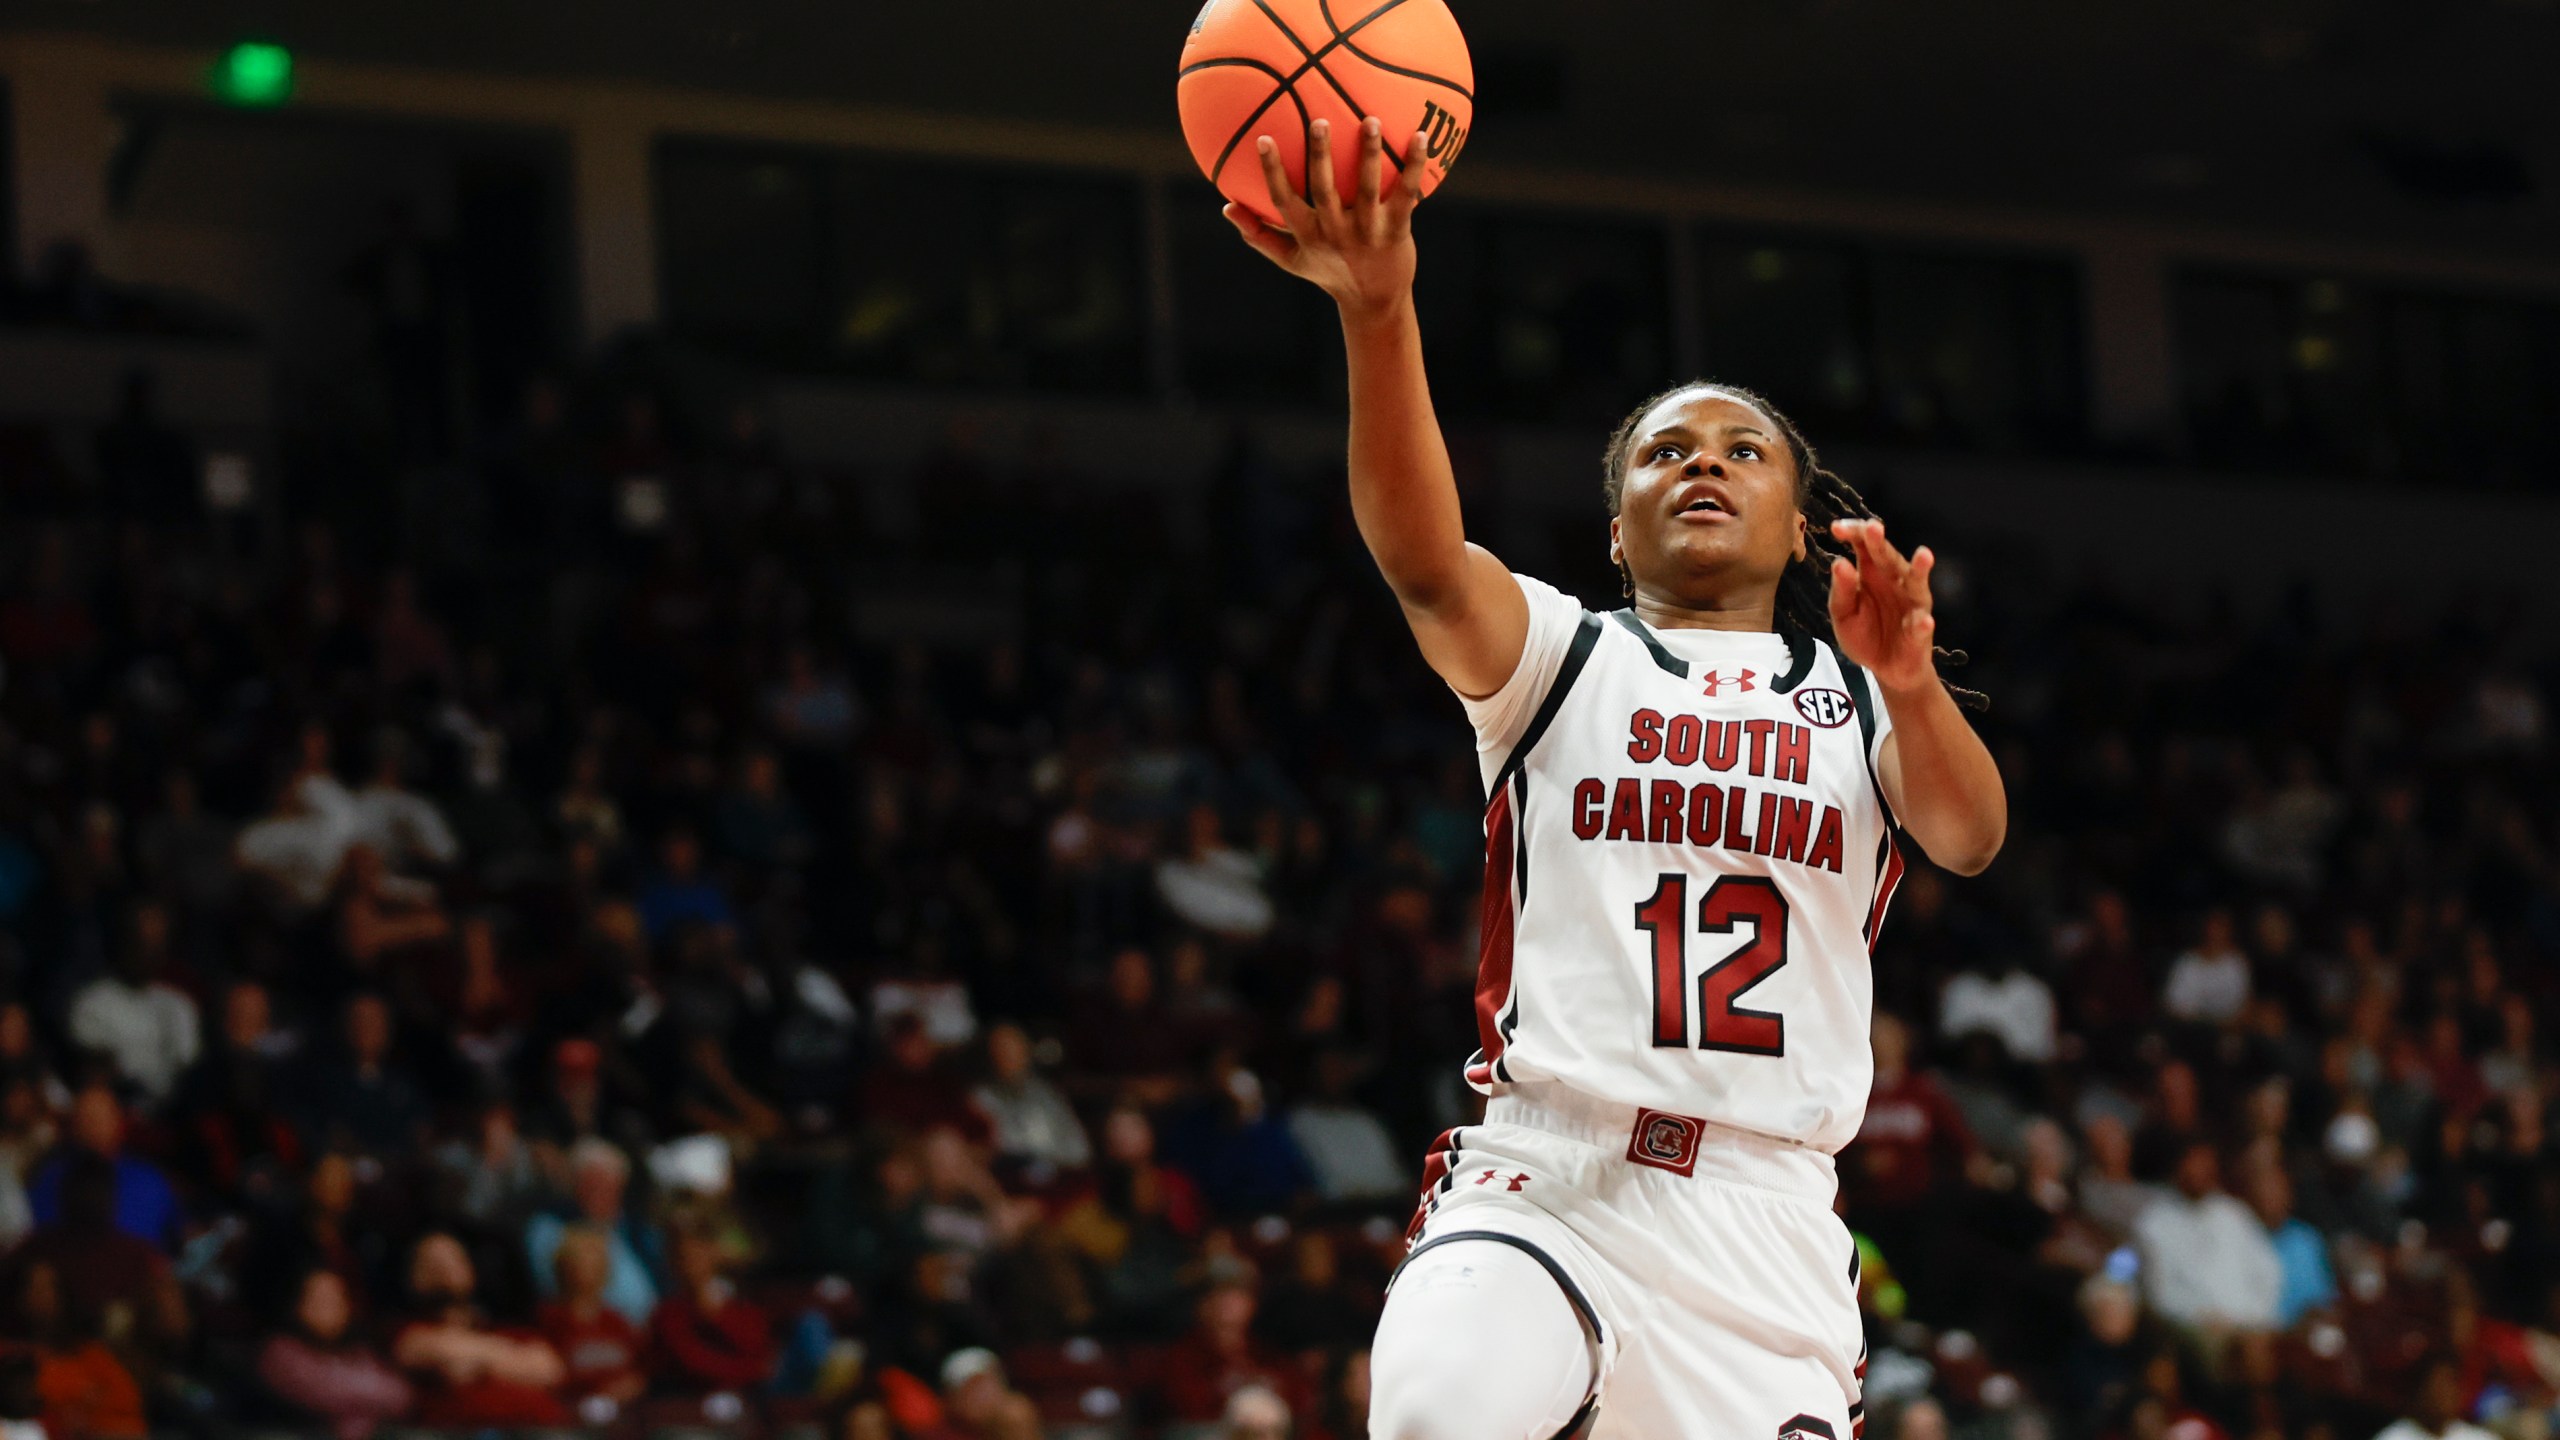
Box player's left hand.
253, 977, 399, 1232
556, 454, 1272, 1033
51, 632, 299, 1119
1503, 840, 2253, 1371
1827, 518, 1939, 693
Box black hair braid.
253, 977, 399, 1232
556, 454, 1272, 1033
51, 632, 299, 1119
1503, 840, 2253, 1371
1602, 381, 1986, 711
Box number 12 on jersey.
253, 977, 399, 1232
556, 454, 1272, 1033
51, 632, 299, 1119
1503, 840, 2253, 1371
1633, 874, 1790, 1055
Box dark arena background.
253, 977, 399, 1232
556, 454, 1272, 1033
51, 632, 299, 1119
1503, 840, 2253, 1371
1, 3, 2558, 1438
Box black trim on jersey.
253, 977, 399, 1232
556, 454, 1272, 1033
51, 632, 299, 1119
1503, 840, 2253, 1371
1511, 769, 1531, 902
1832, 643, 1899, 830
1607, 608, 1689, 678
1772, 622, 1817, 694
1492, 611, 1606, 794
1847, 1241, 1862, 1287
1397, 1229, 1604, 1440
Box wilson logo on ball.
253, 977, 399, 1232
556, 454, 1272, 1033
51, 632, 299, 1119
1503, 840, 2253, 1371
1793, 688, 1855, 729
1417, 99, 1469, 169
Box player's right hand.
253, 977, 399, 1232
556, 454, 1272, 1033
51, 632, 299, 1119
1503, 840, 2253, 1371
1224, 116, 1422, 320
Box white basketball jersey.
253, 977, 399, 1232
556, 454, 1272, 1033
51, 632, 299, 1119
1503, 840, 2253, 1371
1458, 575, 1905, 1155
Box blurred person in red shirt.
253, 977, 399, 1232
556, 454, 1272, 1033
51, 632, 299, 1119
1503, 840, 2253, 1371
649, 1222, 775, 1395
14, 1259, 147, 1440
391, 1232, 567, 1428
1850, 1012, 1984, 1308
1156, 1279, 1310, 1424
537, 1226, 649, 1416
863, 1015, 990, 1143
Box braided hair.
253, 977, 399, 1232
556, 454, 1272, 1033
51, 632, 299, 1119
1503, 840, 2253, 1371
1601, 381, 1985, 710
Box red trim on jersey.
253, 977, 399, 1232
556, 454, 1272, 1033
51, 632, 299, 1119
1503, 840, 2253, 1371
1864, 835, 1905, 952
1404, 1129, 1462, 1243
1469, 785, 1518, 1087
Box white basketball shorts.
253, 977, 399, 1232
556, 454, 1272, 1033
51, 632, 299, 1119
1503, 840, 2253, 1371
1385, 1082, 1868, 1440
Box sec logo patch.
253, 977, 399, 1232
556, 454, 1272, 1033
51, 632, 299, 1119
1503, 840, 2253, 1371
1793, 688, 1854, 729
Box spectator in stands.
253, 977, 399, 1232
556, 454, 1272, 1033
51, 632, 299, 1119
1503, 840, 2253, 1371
971, 1020, 1091, 1176
241, 1151, 376, 1324
66, 901, 199, 1107
1223, 1384, 1292, 1440
2133, 1141, 2281, 1337
2373, 1354, 2497, 1440
1055, 1107, 1203, 1337
1066, 948, 1192, 1107
525, 1138, 662, 1326
537, 1226, 650, 1412
135, 770, 236, 922
171, 982, 300, 1203
234, 727, 360, 915
636, 827, 735, 942
435, 1099, 545, 1228
2062, 1272, 2149, 1435
14, 1261, 146, 1440
334, 842, 452, 974
865, 1015, 988, 1142
1156, 804, 1275, 941
2163, 907, 2252, 1028
1937, 948, 2056, 1065
26, 1082, 181, 1251
5, 1154, 188, 1362
1258, 1232, 1372, 1356
349, 729, 458, 876
255, 1265, 413, 1439
649, 1221, 777, 1396
1851, 1013, 1982, 1301
296, 993, 429, 1162
391, 1232, 568, 1428
1286, 1047, 1406, 1204
938, 1347, 1040, 1440
524, 1034, 654, 1180
2242, 1159, 2336, 1327
713, 746, 813, 872
1157, 1279, 1309, 1425
1161, 1064, 1315, 1218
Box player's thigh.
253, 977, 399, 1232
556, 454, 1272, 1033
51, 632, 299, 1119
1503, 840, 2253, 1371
1370, 1239, 1594, 1440
1593, 1322, 1854, 1440
1590, 1186, 1864, 1440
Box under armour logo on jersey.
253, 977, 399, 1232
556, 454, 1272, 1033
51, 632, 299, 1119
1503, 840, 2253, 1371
1474, 1169, 1530, 1191
1700, 669, 1756, 698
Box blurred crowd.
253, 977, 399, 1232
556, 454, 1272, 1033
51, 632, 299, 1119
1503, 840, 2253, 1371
0, 342, 2552, 1440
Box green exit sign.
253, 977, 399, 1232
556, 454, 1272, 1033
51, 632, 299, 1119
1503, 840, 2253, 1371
209, 42, 294, 107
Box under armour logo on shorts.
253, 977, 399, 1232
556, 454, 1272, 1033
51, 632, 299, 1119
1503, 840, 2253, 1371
1626, 1107, 1703, 1177
1474, 1169, 1530, 1191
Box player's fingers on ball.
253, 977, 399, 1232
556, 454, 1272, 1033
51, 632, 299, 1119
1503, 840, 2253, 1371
1355, 117, 1385, 209
1306, 119, 1340, 213
1254, 137, 1313, 229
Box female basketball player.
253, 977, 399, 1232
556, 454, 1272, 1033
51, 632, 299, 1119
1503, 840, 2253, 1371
1225, 119, 2007, 1440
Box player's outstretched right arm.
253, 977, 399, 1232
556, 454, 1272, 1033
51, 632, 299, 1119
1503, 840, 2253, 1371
1224, 117, 1529, 700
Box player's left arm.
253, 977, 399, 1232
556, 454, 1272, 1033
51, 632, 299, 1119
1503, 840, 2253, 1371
1826, 518, 2007, 876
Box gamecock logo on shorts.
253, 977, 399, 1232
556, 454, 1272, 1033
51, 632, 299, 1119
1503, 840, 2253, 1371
1793, 687, 1855, 729
1777, 1417, 1837, 1440
1626, 1107, 1703, 1177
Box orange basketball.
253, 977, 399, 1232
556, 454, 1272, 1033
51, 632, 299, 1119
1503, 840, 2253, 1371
1177, 0, 1474, 225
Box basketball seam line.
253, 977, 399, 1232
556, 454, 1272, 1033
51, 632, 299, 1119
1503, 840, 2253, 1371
1318, 0, 1475, 102
1243, 0, 1396, 170
1192, 0, 1414, 187
1184, 58, 1318, 187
